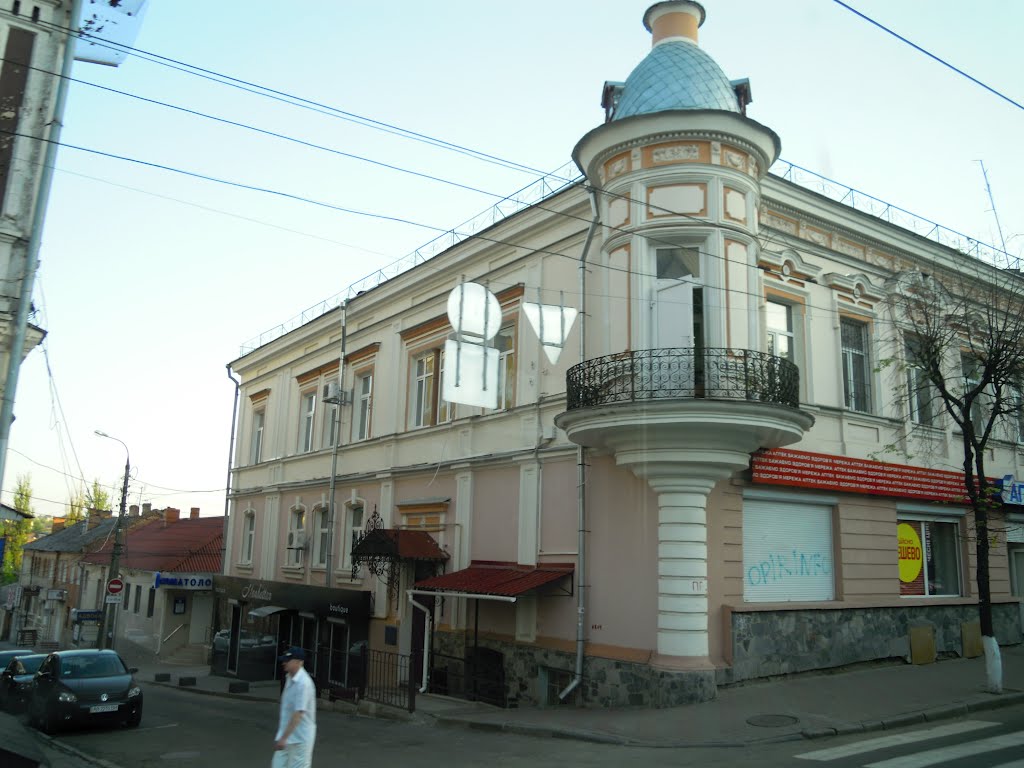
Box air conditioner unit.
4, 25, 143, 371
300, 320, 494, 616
287, 530, 307, 550
322, 381, 343, 404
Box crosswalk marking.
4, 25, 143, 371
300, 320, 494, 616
864, 730, 1024, 768
795, 721, 999, 761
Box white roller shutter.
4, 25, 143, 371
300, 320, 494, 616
743, 499, 834, 602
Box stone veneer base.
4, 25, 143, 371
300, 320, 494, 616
433, 603, 1021, 709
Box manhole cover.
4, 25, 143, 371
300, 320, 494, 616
746, 714, 799, 727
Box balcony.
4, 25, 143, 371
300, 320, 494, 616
555, 347, 814, 663
565, 347, 800, 411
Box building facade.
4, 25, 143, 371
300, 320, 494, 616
224, 2, 1024, 707
79, 508, 221, 661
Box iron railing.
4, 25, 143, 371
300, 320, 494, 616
566, 347, 800, 410
354, 648, 417, 713
428, 651, 508, 708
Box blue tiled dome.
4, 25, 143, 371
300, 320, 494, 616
614, 41, 738, 119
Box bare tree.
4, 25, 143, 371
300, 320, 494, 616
885, 259, 1024, 694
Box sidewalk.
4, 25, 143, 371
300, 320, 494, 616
3, 639, 1024, 756
129, 644, 1024, 748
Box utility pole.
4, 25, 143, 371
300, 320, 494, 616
94, 431, 129, 650
324, 302, 347, 589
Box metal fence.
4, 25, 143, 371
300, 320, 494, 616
428, 650, 508, 708
566, 347, 801, 410
353, 648, 418, 713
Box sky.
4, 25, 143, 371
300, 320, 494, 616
4, 0, 1022, 520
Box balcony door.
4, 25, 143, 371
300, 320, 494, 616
653, 246, 701, 350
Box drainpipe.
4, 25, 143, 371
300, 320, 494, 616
218, 366, 240, 643
408, 594, 433, 693
325, 301, 347, 590
559, 190, 599, 702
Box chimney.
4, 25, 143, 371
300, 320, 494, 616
52, 517, 66, 533
87, 508, 102, 530
644, 1, 704, 47
142, 502, 152, 515
164, 507, 180, 526
190, 507, 200, 520
129, 504, 139, 517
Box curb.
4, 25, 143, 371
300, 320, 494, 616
33, 730, 123, 768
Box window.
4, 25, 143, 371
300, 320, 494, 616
324, 402, 339, 449
251, 409, 265, 464
133, 583, 141, 613
343, 502, 365, 570
961, 353, 985, 428
840, 318, 871, 412
146, 587, 155, 618
299, 391, 317, 453
122, 584, 130, 611
315, 506, 329, 568
242, 510, 256, 565
1010, 388, 1024, 443
898, 518, 962, 596
766, 300, 794, 362
354, 372, 373, 440
905, 340, 935, 427
286, 507, 306, 567
656, 246, 699, 279
494, 326, 515, 410
411, 351, 436, 427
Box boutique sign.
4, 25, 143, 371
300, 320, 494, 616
998, 475, 1024, 506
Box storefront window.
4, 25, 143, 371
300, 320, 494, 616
898, 518, 962, 596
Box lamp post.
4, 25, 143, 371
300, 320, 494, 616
93, 430, 130, 651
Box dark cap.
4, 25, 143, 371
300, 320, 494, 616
278, 646, 306, 662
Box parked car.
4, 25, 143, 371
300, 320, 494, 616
0, 653, 46, 712
27, 649, 142, 732
0, 649, 32, 670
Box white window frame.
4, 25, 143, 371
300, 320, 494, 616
411, 351, 436, 428
961, 352, 985, 428
354, 371, 373, 440
905, 339, 936, 427
840, 317, 871, 413
286, 507, 306, 567
897, 511, 964, 598
314, 506, 329, 568
323, 402, 339, 449
342, 500, 366, 571
250, 408, 265, 464
241, 510, 256, 565
299, 390, 317, 453
494, 325, 516, 411
766, 299, 795, 363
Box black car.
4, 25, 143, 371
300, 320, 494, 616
0, 653, 46, 712
0, 649, 32, 670
28, 649, 142, 732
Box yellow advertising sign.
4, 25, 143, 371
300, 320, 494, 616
898, 522, 923, 583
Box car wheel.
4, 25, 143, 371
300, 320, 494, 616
125, 707, 142, 728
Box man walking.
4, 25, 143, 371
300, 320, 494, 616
273, 646, 316, 768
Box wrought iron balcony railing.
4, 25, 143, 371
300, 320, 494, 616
565, 348, 800, 410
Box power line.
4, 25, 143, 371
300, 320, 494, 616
833, 0, 1024, 113
0, 8, 555, 180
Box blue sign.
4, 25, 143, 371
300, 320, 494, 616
999, 475, 1024, 505
153, 572, 214, 590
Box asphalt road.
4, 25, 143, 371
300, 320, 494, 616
33, 688, 1024, 768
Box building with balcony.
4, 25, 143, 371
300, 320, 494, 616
223, 2, 1024, 707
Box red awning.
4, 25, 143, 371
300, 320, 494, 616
412, 560, 573, 598
350, 528, 448, 562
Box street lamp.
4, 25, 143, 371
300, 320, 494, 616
93, 430, 130, 651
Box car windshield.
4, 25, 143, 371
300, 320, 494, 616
17, 656, 44, 675
61, 656, 126, 678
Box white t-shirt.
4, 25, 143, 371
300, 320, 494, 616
275, 665, 317, 746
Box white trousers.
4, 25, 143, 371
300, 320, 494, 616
271, 742, 314, 768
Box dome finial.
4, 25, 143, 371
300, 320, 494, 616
643, 1, 706, 47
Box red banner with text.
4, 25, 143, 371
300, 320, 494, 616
751, 449, 968, 503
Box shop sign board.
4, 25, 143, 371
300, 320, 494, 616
752, 449, 968, 502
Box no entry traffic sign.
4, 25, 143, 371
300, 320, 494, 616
107, 578, 125, 595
